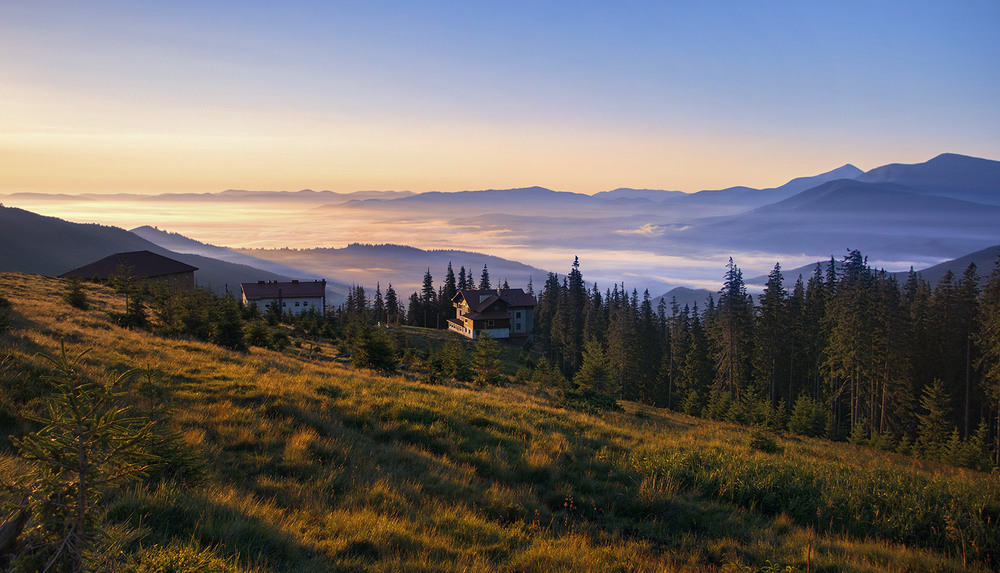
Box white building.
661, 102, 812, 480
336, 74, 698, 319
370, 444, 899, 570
240, 280, 326, 316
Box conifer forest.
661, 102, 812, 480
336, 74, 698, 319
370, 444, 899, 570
396, 251, 1000, 471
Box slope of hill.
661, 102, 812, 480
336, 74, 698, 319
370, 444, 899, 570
130, 225, 351, 300
744, 243, 1000, 288
0, 274, 994, 571
234, 243, 552, 296
653, 286, 714, 310
893, 243, 1000, 286
856, 153, 1000, 205
684, 179, 1000, 258
0, 206, 293, 294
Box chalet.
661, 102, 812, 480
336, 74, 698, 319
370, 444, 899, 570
241, 279, 326, 316
449, 288, 536, 340
60, 250, 198, 291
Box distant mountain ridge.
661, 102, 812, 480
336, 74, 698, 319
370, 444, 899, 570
130, 226, 350, 298
0, 206, 297, 294
4, 152, 999, 298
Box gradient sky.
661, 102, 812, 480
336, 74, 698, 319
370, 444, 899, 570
2, 1, 998, 195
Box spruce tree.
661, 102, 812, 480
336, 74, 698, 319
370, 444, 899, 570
574, 339, 616, 395
373, 283, 385, 324
709, 258, 753, 400
755, 262, 787, 407
974, 256, 1000, 467
916, 378, 956, 461
6, 344, 156, 573
479, 265, 491, 290
385, 284, 399, 323
473, 332, 502, 385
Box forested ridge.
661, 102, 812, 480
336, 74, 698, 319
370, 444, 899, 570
400, 251, 1000, 471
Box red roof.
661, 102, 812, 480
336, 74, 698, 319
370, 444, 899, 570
60, 250, 197, 280
240, 280, 326, 300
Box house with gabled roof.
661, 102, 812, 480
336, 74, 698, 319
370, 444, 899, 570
449, 288, 535, 340
240, 279, 326, 316
60, 250, 198, 291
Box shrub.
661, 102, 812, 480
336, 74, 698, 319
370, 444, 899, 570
788, 394, 825, 437
62, 277, 89, 310
748, 428, 783, 454
682, 389, 704, 416
0, 294, 10, 335
123, 542, 242, 573
352, 327, 397, 372
4, 344, 157, 573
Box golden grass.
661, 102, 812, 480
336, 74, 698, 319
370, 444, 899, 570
1, 272, 997, 572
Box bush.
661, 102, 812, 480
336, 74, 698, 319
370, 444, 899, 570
123, 542, 241, 573
243, 318, 273, 348
4, 344, 157, 572
748, 428, 783, 454
0, 294, 11, 335
788, 394, 825, 437
352, 327, 397, 372
682, 389, 704, 416
63, 277, 89, 310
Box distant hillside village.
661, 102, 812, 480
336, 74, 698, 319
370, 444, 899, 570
59, 250, 537, 342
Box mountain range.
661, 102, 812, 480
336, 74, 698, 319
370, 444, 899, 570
2, 152, 998, 301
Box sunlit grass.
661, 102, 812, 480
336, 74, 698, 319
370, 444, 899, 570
1, 272, 996, 571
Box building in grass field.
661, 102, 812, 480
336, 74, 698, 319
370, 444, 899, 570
60, 250, 198, 291
240, 279, 326, 316
448, 288, 536, 340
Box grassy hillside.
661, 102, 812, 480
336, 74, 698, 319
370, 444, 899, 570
0, 273, 997, 572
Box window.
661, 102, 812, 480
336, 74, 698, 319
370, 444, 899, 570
516, 311, 522, 319
282, 302, 287, 307
487, 320, 495, 327
295, 301, 300, 307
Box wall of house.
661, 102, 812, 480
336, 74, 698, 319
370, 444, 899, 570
245, 296, 323, 315
509, 307, 533, 336
148, 271, 195, 292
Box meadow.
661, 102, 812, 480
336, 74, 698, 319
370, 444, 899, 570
0, 273, 997, 572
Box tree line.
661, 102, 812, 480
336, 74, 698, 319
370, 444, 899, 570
529, 251, 1000, 470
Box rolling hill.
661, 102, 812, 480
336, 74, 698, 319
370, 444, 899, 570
0, 273, 995, 571
0, 205, 298, 295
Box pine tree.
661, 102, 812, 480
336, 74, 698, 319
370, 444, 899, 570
473, 332, 502, 385
385, 284, 399, 323
458, 266, 468, 291
709, 258, 753, 400
974, 256, 1000, 467
956, 263, 980, 438
6, 344, 156, 573
574, 339, 617, 395
916, 378, 955, 461
373, 283, 385, 324
755, 262, 787, 407
63, 277, 89, 310
822, 250, 876, 436
479, 265, 491, 290
444, 262, 457, 299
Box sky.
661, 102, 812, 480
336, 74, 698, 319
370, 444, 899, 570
1, 0, 999, 195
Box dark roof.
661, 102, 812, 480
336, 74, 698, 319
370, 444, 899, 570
453, 288, 536, 310
60, 250, 198, 280
240, 280, 326, 300
499, 288, 536, 307
464, 310, 511, 321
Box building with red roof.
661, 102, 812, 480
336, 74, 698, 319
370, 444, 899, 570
240, 279, 326, 316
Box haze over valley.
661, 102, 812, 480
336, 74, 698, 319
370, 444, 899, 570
4, 153, 1000, 300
